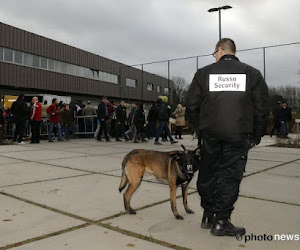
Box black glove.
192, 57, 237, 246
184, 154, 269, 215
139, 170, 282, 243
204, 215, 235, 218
249, 135, 261, 148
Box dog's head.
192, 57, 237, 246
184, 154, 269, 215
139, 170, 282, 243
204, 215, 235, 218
170, 145, 201, 180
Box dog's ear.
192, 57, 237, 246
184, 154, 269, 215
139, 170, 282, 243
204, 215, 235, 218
193, 147, 201, 156
169, 151, 183, 161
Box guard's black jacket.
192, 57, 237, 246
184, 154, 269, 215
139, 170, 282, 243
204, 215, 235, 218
186, 55, 269, 141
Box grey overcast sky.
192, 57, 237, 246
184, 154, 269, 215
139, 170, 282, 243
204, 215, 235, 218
1, 0, 300, 86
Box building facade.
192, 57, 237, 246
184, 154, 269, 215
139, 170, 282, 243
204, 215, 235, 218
0, 22, 172, 106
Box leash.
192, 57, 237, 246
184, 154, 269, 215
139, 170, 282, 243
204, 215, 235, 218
186, 132, 196, 151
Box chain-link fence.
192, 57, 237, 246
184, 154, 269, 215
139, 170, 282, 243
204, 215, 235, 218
119, 42, 300, 105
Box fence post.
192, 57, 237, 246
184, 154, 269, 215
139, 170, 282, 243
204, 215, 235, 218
263, 47, 266, 80
141, 64, 144, 101
119, 66, 122, 98
167, 60, 170, 103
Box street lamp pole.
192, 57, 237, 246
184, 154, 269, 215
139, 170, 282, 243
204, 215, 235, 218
218, 8, 222, 40
208, 5, 232, 40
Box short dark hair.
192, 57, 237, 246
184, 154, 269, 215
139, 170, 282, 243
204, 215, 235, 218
215, 38, 236, 54
43, 100, 48, 104
19, 93, 24, 99
52, 98, 57, 103
102, 96, 107, 100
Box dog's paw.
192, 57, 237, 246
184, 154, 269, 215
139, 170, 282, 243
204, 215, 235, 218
128, 209, 136, 215
175, 214, 184, 220
186, 209, 195, 214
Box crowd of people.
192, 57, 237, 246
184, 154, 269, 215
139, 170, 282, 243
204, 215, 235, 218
0, 94, 187, 145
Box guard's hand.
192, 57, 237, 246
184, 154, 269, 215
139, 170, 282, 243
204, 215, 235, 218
249, 136, 261, 148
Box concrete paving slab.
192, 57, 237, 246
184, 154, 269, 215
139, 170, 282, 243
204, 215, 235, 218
245, 159, 282, 173
61, 145, 130, 155
248, 150, 300, 162
0, 156, 24, 165
0, 195, 83, 248
251, 146, 300, 155
263, 163, 300, 178
28, 141, 94, 150
1, 174, 171, 221
0, 144, 40, 153
240, 173, 300, 205
12, 225, 169, 250
0, 149, 89, 161
40, 155, 123, 173
0, 162, 87, 188
105, 194, 300, 250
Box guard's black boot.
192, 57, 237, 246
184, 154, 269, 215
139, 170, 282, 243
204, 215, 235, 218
211, 218, 246, 236
201, 211, 214, 229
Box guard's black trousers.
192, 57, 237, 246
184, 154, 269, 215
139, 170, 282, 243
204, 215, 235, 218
197, 136, 249, 220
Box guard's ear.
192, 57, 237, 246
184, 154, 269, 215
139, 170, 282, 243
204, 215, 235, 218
193, 147, 201, 156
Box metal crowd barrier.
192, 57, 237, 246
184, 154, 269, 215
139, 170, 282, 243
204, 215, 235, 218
3, 116, 98, 139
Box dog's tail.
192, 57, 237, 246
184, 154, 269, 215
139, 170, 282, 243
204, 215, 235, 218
119, 153, 130, 192
119, 170, 128, 193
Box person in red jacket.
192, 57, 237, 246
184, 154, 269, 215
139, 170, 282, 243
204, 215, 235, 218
47, 98, 62, 142
30, 97, 42, 143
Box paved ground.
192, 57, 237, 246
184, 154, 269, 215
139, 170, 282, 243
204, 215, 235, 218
0, 135, 299, 250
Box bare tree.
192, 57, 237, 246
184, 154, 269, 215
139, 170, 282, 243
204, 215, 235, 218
172, 76, 188, 105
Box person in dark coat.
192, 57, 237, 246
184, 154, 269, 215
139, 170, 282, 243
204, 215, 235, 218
270, 101, 282, 137
125, 103, 137, 140
0, 107, 4, 144
186, 38, 269, 237
278, 103, 292, 138
97, 96, 110, 142
115, 100, 128, 141
133, 103, 147, 143
147, 102, 157, 139
61, 104, 73, 141
154, 96, 177, 145
11, 94, 28, 144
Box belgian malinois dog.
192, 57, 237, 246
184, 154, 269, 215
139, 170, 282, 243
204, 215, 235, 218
119, 145, 200, 220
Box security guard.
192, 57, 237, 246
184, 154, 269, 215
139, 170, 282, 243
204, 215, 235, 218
186, 38, 269, 237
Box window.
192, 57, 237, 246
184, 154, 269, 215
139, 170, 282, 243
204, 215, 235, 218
55, 60, 62, 73
157, 85, 161, 92
84, 68, 93, 79
32, 55, 40, 68
126, 78, 137, 88
69, 64, 79, 76
78, 66, 85, 77
24, 53, 33, 67
14, 50, 23, 64
4, 48, 13, 62
111, 75, 118, 84
48, 59, 54, 70
93, 70, 99, 80
147, 83, 153, 91
164, 87, 169, 94
61, 62, 69, 74
0, 47, 3, 61
0, 47, 120, 85
41, 57, 47, 69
